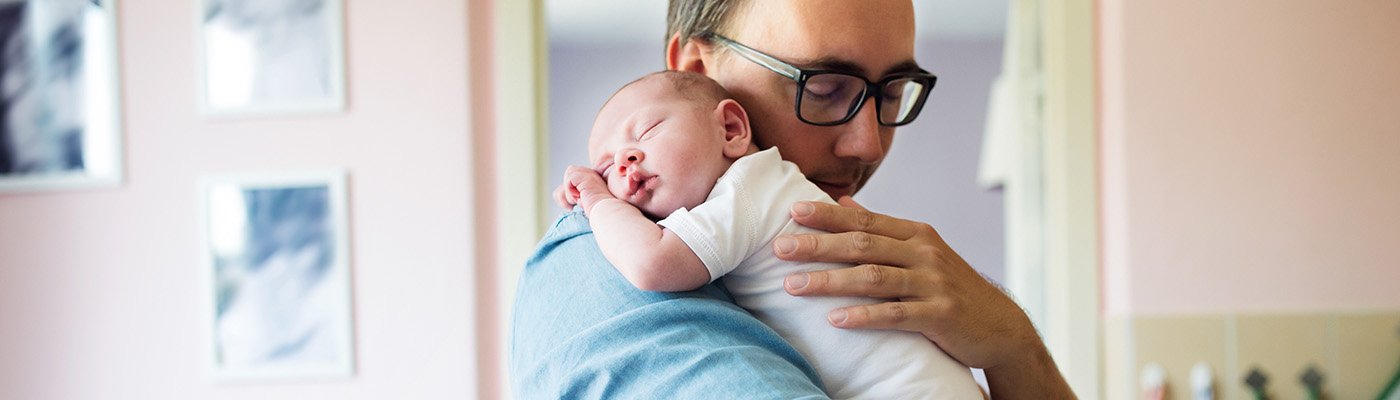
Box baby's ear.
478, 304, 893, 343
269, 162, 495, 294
715, 99, 752, 159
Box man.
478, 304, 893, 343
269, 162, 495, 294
511, 1, 1075, 398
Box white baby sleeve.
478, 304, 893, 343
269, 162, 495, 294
658, 149, 820, 282
657, 166, 761, 283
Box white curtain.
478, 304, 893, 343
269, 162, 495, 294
978, 0, 1047, 332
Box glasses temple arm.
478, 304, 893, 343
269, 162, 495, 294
708, 35, 800, 80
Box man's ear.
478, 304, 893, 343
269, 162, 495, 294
666, 33, 708, 74
715, 99, 752, 159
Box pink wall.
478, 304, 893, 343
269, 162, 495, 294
1099, 0, 1400, 315
468, 0, 501, 398
0, 0, 482, 398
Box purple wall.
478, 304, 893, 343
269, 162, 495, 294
548, 39, 1006, 284
858, 39, 1006, 284
548, 44, 666, 189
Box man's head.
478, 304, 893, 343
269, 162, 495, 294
666, 0, 919, 199
588, 71, 754, 220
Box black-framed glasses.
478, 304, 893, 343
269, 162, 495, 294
706, 33, 937, 127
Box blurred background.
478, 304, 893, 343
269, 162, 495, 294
0, 0, 1397, 399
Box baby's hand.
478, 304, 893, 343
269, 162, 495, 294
554, 165, 614, 215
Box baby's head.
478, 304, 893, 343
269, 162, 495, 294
588, 71, 756, 219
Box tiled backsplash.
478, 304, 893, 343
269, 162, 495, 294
1105, 311, 1400, 400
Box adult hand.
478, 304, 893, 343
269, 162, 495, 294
775, 197, 1073, 398
553, 165, 614, 215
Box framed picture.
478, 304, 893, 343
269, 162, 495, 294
200, 170, 354, 380
196, 0, 346, 116
0, 0, 123, 193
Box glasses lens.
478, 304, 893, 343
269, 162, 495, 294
799, 73, 866, 124
879, 78, 928, 125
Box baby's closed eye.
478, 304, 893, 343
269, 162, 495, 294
637, 119, 663, 141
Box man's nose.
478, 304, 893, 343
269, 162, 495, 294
833, 100, 885, 164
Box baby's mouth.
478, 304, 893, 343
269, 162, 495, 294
625, 171, 657, 199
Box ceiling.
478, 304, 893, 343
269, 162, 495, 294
547, 0, 1009, 46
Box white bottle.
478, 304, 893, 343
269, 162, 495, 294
1190, 362, 1214, 400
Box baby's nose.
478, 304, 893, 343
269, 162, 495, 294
616, 149, 644, 173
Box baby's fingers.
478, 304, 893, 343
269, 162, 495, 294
553, 184, 573, 209
557, 165, 602, 210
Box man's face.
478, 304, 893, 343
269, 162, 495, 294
587, 79, 733, 219
707, 0, 916, 199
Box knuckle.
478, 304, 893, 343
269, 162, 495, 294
887, 303, 911, 324
798, 235, 820, 254
916, 222, 937, 237
925, 270, 946, 289
849, 231, 874, 253
915, 244, 940, 262
855, 209, 876, 230
861, 264, 886, 287
931, 298, 956, 317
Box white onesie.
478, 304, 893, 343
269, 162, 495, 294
658, 148, 983, 399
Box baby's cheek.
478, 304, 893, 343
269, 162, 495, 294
604, 177, 626, 199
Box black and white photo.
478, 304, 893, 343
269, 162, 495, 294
0, 0, 121, 192
201, 171, 354, 380
198, 0, 345, 115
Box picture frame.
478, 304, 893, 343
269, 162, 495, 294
199, 170, 355, 381
196, 0, 347, 116
0, 0, 123, 193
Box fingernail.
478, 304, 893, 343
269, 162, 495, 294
792, 202, 814, 217
785, 273, 809, 290
828, 309, 848, 326
775, 237, 796, 254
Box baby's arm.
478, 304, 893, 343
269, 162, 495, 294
560, 166, 710, 292
590, 199, 710, 291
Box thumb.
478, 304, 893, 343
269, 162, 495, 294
554, 185, 571, 209
836, 195, 867, 210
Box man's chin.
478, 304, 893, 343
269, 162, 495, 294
812, 181, 857, 201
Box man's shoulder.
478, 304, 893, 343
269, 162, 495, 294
512, 209, 828, 399
526, 208, 595, 265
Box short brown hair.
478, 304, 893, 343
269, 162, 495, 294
666, 0, 746, 46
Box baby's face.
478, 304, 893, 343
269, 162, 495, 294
588, 80, 733, 219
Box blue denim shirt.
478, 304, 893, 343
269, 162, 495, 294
510, 209, 828, 399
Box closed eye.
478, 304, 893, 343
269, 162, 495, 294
637, 120, 663, 141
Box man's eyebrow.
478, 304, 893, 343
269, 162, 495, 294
882, 60, 925, 76
788, 57, 924, 79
